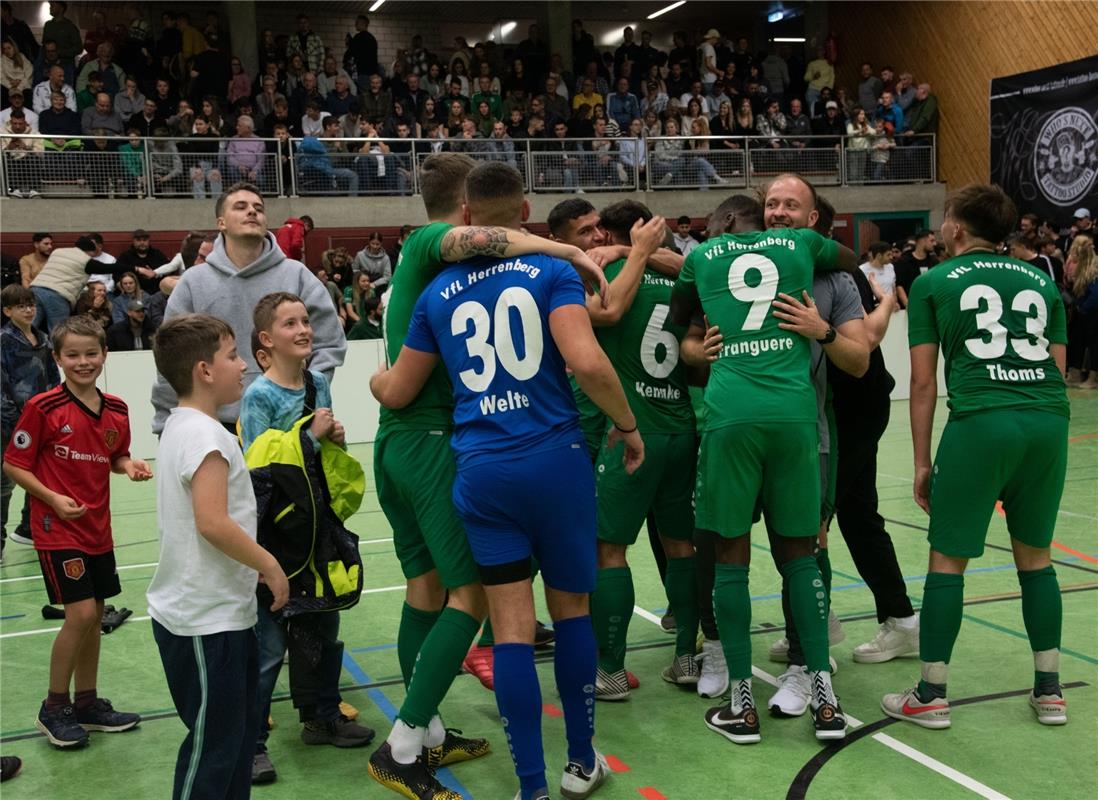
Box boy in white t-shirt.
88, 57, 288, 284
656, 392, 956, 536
858, 241, 896, 294
148, 314, 289, 800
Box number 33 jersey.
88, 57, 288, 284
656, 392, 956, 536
906, 254, 1069, 420
674, 228, 840, 431
405, 253, 586, 467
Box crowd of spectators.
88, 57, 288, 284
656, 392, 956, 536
2, 4, 943, 197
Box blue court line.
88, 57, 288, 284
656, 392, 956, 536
961, 613, 1098, 666
0, 614, 25, 621
341, 652, 473, 800
351, 642, 399, 654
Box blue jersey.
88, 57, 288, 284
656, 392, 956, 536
404, 253, 586, 467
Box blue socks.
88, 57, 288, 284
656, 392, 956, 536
493, 643, 546, 799
552, 616, 596, 771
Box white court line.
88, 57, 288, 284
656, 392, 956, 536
0, 538, 395, 585
633, 607, 1012, 800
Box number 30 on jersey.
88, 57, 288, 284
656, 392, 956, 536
451, 287, 544, 391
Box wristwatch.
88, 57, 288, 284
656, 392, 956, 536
818, 325, 837, 344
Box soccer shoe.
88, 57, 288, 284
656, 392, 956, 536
368, 741, 463, 800
0, 756, 22, 782
74, 698, 140, 732
251, 750, 277, 784
534, 620, 556, 649
853, 616, 918, 664
811, 699, 848, 740
462, 645, 494, 690
696, 639, 729, 698
704, 681, 760, 744
660, 611, 676, 633
661, 653, 700, 686
424, 728, 491, 768
881, 686, 951, 729
301, 715, 376, 747
35, 703, 89, 748
339, 700, 360, 720
595, 667, 631, 701
560, 750, 610, 799
768, 665, 811, 718
1029, 692, 1067, 725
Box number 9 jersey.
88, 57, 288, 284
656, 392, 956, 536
404, 253, 586, 467
906, 254, 1069, 420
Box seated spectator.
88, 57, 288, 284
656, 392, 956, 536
18, 231, 52, 286
263, 96, 298, 137
105, 298, 154, 350
33, 39, 71, 87
665, 62, 690, 99
76, 42, 125, 97
150, 77, 179, 117
114, 75, 145, 120
290, 69, 323, 118
321, 246, 354, 288
143, 275, 179, 330
164, 98, 195, 138
227, 55, 251, 105
858, 241, 896, 293
385, 97, 416, 136
128, 97, 165, 137
419, 96, 442, 129
642, 108, 661, 137
525, 113, 547, 142
607, 77, 640, 130
567, 102, 594, 139
351, 232, 392, 292
301, 99, 330, 136
76, 75, 106, 114
755, 97, 787, 148
810, 86, 834, 118
471, 99, 497, 138
618, 117, 646, 183
298, 132, 359, 195
444, 58, 470, 97
2, 110, 43, 197
32, 64, 76, 113
537, 119, 583, 192
486, 119, 517, 166
2, 38, 34, 105
358, 73, 391, 124
117, 128, 147, 197
500, 86, 528, 122
449, 117, 489, 153
710, 100, 740, 150
0, 88, 36, 127
442, 78, 470, 115
180, 116, 221, 198
326, 75, 358, 118
110, 271, 147, 322
681, 97, 703, 139
197, 96, 225, 134
81, 91, 124, 135
347, 295, 383, 340
901, 82, 938, 143
652, 117, 687, 186
707, 80, 732, 115
642, 80, 668, 117
226, 114, 266, 183
875, 91, 904, 133
471, 75, 502, 118
812, 100, 846, 147
572, 77, 603, 112
255, 74, 286, 119
687, 117, 727, 189
733, 96, 755, 136
540, 76, 569, 122
785, 98, 812, 148
313, 267, 344, 323
72, 280, 113, 329
317, 54, 350, 98
679, 80, 712, 117
285, 52, 307, 95
148, 126, 184, 193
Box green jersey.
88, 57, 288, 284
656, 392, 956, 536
596, 259, 694, 434
674, 228, 839, 431
379, 222, 455, 433
906, 252, 1069, 420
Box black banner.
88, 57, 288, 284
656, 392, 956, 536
990, 55, 1098, 221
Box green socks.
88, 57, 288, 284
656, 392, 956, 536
781, 556, 830, 673
397, 603, 442, 689
1019, 566, 1062, 694
713, 564, 751, 681
919, 572, 964, 665
664, 556, 700, 657
593, 567, 634, 672
816, 547, 832, 597
399, 607, 481, 727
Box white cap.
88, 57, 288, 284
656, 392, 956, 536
1074, 207, 1091, 219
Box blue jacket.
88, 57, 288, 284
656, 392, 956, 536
1, 323, 60, 441
607, 92, 641, 128
296, 136, 338, 176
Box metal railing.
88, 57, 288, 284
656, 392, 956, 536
0, 133, 936, 199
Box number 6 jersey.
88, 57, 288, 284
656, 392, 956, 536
404, 253, 586, 467
906, 253, 1069, 420
673, 228, 840, 431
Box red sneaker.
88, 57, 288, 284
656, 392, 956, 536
463, 645, 494, 690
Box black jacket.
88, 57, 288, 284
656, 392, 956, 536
105, 316, 155, 351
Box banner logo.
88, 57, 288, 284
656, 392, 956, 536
1034, 107, 1098, 205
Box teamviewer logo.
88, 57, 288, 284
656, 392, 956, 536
54, 445, 70, 459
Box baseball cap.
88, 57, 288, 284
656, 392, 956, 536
127, 299, 146, 312
825, 101, 838, 110
1074, 208, 1091, 219
704, 28, 721, 40
133, 228, 150, 238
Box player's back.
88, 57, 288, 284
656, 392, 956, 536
410, 252, 584, 466
906, 252, 1069, 420
684, 227, 838, 429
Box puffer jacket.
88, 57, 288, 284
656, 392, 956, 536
1, 323, 60, 441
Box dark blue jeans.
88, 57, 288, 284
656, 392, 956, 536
31, 286, 71, 333
153, 620, 259, 800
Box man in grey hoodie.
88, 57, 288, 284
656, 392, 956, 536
150, 182, 347, 433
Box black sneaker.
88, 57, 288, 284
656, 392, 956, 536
704, 702, 761, 744
8, 527, 32, 546
75, 698, 140, 732
35, 703, 89, 748
301, 714, 375, 748
660, 611, 677, 633
424, 728, 490, 768
251, 750, 277, 784
811, 700, 848, 740
534, 620, 555, 649
368, 741, 463, 800
1, 756, 22, 782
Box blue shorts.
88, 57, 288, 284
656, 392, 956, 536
452, 442, 597, 594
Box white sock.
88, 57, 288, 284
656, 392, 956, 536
426, 715, 445, 748
732, 678, 754, 711
386, 719, 426, 765
809, 669, 836, 707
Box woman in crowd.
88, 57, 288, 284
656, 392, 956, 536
227, 56, 251, 105
423, 62, 444, 99
351, 232, 392, 296
681, 97, 703, 140
342, 271, 374, 330
200, 96, 225, 135
652, 117, 687, 186
419, 96, 442, 130
110, 271, 147, 323
472, 99, 496, 138
733, 95, 755, 137
184, 115, 223, 199
846, 106, 874, 182
73, 281, 114, 330
285, 52, 307, 95
1066, 235, 1098, 388
321, 247, 354, 290
1, 38, 33, 106
445, 99, 466, 136
644, 64, 667, 96
445, 58, 470, 97
642, 109, 662, 138
385, 98, 416, 137
711, 100, 743, 152
688, 116, 727, 189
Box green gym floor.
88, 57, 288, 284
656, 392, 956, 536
1, 394, 1096, 800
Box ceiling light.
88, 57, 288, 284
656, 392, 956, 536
500, 22, 517, 37
369, 0, 386, 12
647, 1, 686, 20
773, 37, 806, 42
768, 10, 785, 22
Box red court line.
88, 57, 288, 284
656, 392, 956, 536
1068, 432, 1097, 444
542, 703, 563, 718
604, 755, 630, 773
638, 789, 667, 800
1052, 541, 1098, 565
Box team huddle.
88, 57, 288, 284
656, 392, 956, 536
2, 157, 1069, 800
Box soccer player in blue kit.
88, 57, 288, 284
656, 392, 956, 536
371, 162, 647, 800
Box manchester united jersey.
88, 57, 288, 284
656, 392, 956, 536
3, 385, 131, 554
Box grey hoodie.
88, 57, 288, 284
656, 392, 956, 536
150, 231, 347, 433
351, 247, 392, 288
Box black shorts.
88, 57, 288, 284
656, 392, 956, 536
38, 549, 121, 605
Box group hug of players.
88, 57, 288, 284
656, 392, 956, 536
366, 155, 1069, 800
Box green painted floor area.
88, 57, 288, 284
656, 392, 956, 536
1, 393, 1096, 799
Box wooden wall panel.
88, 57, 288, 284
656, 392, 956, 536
829, 1, 1097, 189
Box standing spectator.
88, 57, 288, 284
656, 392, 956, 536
1007, 234, 1061, 285
812, 100, 846, 147
177, 13, 208, 84
673, 216, 698, 256
32, 39, 68, 86
858, 241, 896, 293
32, 64, 75, 113
41, 2, 81, 69
19, 233, 52, 286
116, 229, 169, 295
846, 105, 873, 181
224, 55, 251, 105
226, 115, 266, 184
275, 215, 313, 264
29, 236, 109, 332
614, 26, 642, 75
894, 228, 938, 307
804, 47, 834, 112
858, 62, 883, 116
79, 10, 113, 67
351, 232, 392, 294
894, 72, 915, 110
287, 14, 324, 73
404, 35, 432, 77
105, 298, 153, 351
870, 118, 896, 180
571, 19, 596, 76
879, 65, 896, 95
76, 43, 126, 98
1, 3, 37, 62
346, 16, 378, 89
875, 91, 904, 134
189, 39, 229, 107
1065, 235, 1098, 387
699, 29, 722, 90
154, 11, 182, 79
760, 44, 789, 105
902, 82, 938, 143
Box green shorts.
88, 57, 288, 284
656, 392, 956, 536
928, 409, 1068, 558
696, 422, 820, 539
373, 429, 480, 589
753, 452, 832, 528
596, 431, 696, 544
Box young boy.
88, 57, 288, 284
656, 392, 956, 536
242, 292, 371, 784
147, 313, 289, 798
2, 315, 152, 748
1, 285, 60, 557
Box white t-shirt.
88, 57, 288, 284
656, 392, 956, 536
859, 261, 896, 294
147, 407, 259, 637
699, 42, 719, 83
87, 251, 117, 293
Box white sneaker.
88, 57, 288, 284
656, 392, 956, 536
769, 611, 844, 662
768, 665, 810, 717
696, 639, 728, 698
560, 750, 609, 799
9, 189, 24, 198
853, 616, 919, 664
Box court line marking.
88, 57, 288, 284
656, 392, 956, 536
633, 608, 1012, 800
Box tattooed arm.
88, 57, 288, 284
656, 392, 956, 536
439, 226, 609, 306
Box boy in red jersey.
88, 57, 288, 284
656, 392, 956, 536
3, 315, 153, 749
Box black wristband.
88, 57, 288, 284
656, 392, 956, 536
614, 421, 637, 434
